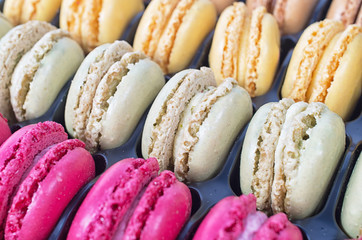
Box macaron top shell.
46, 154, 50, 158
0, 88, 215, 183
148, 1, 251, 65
67, 158, 159, 240
0, 121, 67, 235
142, 67, 216, 171
0, 113, 11, 146
326, 0, 362, 26
0, 13, 12, 38
0, 21, 56, 121
5, 139, 95, 240
10, 29, 84, 122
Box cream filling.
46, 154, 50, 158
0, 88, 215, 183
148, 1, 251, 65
308, 25, 361, 103
175, 78, 236, 181
251, 98, 294, 213
12, 30, 69, 121
221, 3, 246, 80
288, 20, 342, 101
245, 6, 265, 97
85, 52, 146, 152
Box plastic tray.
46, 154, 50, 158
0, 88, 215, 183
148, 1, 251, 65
1, 0, 361, 239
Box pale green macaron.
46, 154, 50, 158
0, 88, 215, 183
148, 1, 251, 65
10, 29, 84, 122
65, 40, 165, 152
341, 152, 362, 238
240, 99, 345, 219
0, 13, 12, 38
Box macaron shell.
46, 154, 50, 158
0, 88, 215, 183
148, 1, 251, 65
174, 81, 252, 182
96, 58, 164, 150
341, 153, 362, 238
21, 0, 62, 24
160, 0, 216, 74
67, 158, 159, 240
5, 140, 95, 240
357, 7, 362, 26
240, 102, 274, 195
0, 114, 11, 146
281, 20, 344, 101
10, 31, 84, 121
0, 14, 12, 38
193, 195, 257, 240
210, 0, 235, 14
123, 171, 191, 239
326, 0, 362, 26
273, 103, 345, 219
308, 27, 362, 120
64, 43, 110, 137
0, 21, 56, 121
59, 0, 85, 44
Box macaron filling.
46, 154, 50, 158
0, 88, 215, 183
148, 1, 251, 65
237, 211, 268, 240
251, 98, 293, 212
5, 140, 85, 237
221, 3, 246, 80
84, 52, 147, 151
175, 78, 236, 180
308, 25, 361, 103
84, 159, 157, 238
245, 7, 265, 96
11, 30, 70, 120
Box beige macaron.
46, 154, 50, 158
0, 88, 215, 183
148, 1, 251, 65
0, 20, 56, 122
246, 0, 319, 34
142, 67, 217, 171
341, 152, 362, 238
282, 20, 361, 120
0, 13, 12, 38
240, 99, 345, 219
327, 0, 362, 27
173, 78, 252, 182
65, 40, 165, 152
60, 0, 144, 52
10, 29, 84, 122
209, 0, 235, 14
133, 0, 217, 74
209, 2, 280, 97
3, 0, 61, 25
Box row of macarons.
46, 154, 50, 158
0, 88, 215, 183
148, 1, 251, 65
0, 120, 305, 239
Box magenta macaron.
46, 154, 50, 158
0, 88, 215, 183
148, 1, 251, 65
193, 194, 303, 240
0, 113, 11, 146
67, 157, 192, 240
0, 121, 95, 239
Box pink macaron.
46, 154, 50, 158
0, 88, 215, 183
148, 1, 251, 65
67, 158, 192, 240
193, 194, 303, 240
0, 121, 68, 236
0, 113, 11, 146
4, 139, 95, 240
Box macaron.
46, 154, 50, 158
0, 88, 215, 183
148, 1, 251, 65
10, 29, 84, 122
0, 21, 56, 122
341, 153, 362, 238
60, 0, 144, 52
246, 0, 319, 34
3, 0, 61, 25
133, 0, 217, 74
0, 121, 68, 236
4, 139, 95, 240
65, 40, 165, 152
193, 194, 303, 240
327, 0, 362, 26
0, 114, 11, 146
0, 13, 12, 38
209, 0, 235, 14
67, 158, 191, 240
240, 99, 345, 219
281, 20, 362, 120
209, 2, 280, 97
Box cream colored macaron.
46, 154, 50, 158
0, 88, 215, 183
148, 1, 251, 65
4, 0, 61, 25
209, 2, 280, 97
341, 152, 362, 238
134, 0, 217, 74
10, 29, 84, 122
60, 0, 144, 52
142, 67, 217, 171
173, 78, 252, 182
65, 40, 165, 152
0, 20, 56, 122
240, 99, 345, 219
0, 13, 12, 38
282, 20, 361, 120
